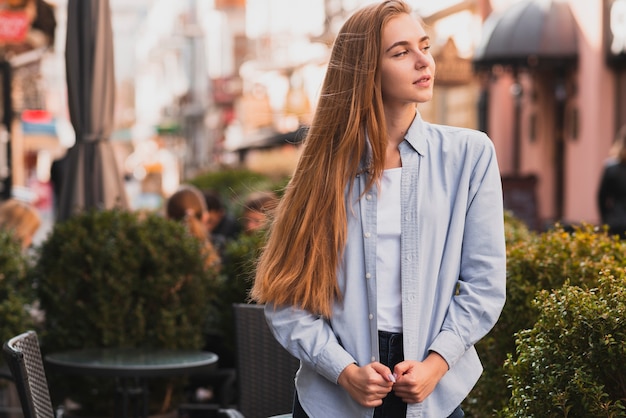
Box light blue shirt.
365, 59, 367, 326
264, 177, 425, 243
265, 113, 507, 418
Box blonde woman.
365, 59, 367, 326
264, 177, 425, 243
0, 199, 41, 250
251, 2, 506, 417
166, 185, 220, 269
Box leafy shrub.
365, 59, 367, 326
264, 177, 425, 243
32, 208, 220, 414
503, 210, 532, 245
0, 231, 34, 365
503, 269, 626, 417
466, 222, 626, 417
205, 231, 266, 368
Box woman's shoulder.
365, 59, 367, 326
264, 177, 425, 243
421, 123, 494, 155
425, 122, 490, 142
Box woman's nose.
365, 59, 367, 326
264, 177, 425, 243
415, 53, 428, 69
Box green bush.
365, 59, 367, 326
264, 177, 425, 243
0, 231, 34, 364
503, 270, 626, 417
503, 210, 532, 245
205, 230, 266, 367
32, 208, 220, 414
466, 221, 626, 417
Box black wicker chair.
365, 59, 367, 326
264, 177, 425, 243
233, 304, 298, 418
2, 330, 57, 418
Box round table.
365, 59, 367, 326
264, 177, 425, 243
46, 348, 218, 418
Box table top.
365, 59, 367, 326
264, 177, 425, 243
45, 348, 218, 378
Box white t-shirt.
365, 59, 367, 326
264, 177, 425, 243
376, 167, 402, 332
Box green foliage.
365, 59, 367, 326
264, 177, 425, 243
503, 210, 532, 245
32, 208, 220, 414
0, 231, 34, 365
467, 221, 626, 417
503, 270, 626, 417
205, 230, 266, 367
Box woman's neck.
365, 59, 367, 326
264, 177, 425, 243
384, 106, 416, 146
384, 106, 416, 168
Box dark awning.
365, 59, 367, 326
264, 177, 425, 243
228, 126, 308, 153
473, 0, 578, 70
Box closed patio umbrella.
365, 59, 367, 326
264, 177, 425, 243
57, 0, 128, 221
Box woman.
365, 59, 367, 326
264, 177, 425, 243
166, 185, 220, 269
251, 2, 506, 417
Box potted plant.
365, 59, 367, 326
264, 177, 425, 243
31, 208, 220, 417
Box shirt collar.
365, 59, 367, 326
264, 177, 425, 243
403, 111, 427, 156
359, 111, 427, 174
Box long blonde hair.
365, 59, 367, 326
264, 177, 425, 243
251, 1, 412, 317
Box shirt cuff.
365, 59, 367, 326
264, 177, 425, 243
316, 341, 357, 384
428, 330, 466, 368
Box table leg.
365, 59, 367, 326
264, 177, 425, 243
115, 377, 149, 418
115, 378, 129, 418
141, 379, 149, 418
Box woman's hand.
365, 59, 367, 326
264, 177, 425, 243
392, 352, 449, 403
337, 362, 395, 407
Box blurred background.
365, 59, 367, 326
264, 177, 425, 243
1, 0, 625, 241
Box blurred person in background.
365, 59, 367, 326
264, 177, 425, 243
598, 124, 626, 238
166, 185, 220, 269
0, 198, 41, 250
241, 191, 278, 235
203, 189, 242, 256
251, 1, 506, 417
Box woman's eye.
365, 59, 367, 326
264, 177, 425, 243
393, 50, 408, 57
422, 45, 431, 52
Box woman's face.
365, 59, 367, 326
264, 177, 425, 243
380, 13, 435, 108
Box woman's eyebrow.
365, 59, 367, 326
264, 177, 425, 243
385, 35, 430, 53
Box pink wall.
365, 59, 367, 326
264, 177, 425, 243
565, 0, 616, 225
488, 70, 515, 174
486, 0, 619, 227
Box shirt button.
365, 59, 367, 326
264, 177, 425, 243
366, 194, 372, 200
368, 314, 373, 320
365, 273, 371, 279
371, 356, 376, 362
405, 215, 410, 221
364, 232, 371, 238
406, 255, 412, 261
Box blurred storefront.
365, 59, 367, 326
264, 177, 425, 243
474, 0, 626, 229
0, 0, 57, 215
4, 0, 624, 232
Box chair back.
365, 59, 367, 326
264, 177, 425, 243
3, 330, 55, 418
233, 304, 299, 418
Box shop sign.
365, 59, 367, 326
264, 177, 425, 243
606, 0, 626, 65
0, 10, 29, 43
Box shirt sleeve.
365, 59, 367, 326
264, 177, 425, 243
428, 134, 507, 368
264, 303, 357, 384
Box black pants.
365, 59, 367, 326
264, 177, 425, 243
293, 330, 464, 418
373, 330, 407, 417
